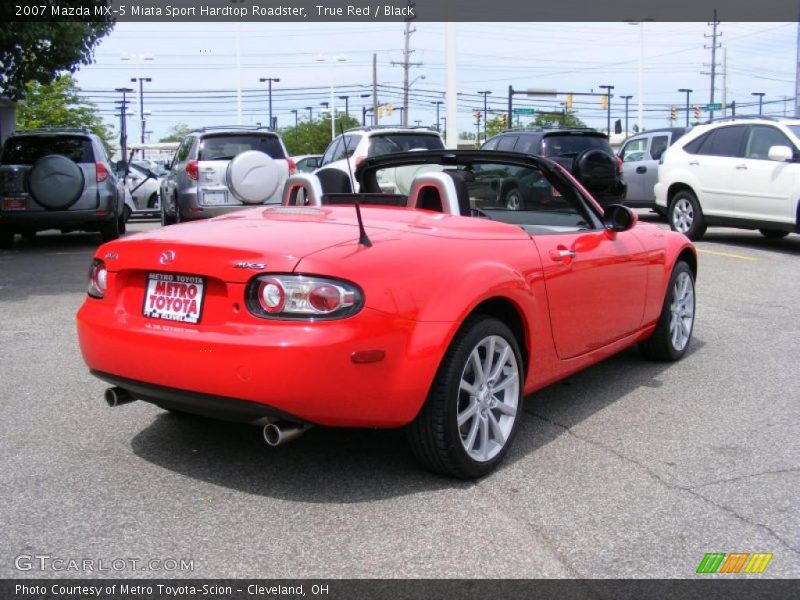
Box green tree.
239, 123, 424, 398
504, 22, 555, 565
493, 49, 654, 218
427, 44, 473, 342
531, 110, 587, 129
0, 12, 114, 100
281, 115, 360, 155
16, 74, 114, 152
485, 116, 508, 138
159, 122, 193, 143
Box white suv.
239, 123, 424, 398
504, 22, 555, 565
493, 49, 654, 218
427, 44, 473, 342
315, 127, 445, 192
654, 117, 800, 240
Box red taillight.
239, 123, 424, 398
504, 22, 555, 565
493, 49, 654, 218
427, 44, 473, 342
257, 278, 285, 313
95, 162, 109, 183
287, 157, 296, 175
88, 259, 107, 298
615, 155, 623, 174
186, 160, 199, 181
308, 284, 343, 312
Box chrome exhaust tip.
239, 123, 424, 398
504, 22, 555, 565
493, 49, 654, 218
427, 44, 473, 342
104, 386, 136, 407
262, 422, 310, 447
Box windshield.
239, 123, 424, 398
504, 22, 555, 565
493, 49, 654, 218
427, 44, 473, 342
786, 125, 800, 142
367, 133, 444, 157
198, 134, 285, 161
542, 134, 610, 157
366, 158, 599, 234
2, 136, 94, 165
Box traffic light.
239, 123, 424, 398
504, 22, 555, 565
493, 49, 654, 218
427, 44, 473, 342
386, 102, 393, 116
670, 106, 677, 121
694, 106, 701, 119
600, 95, 608, 110
565, 93, 573, 109
474, 111, 482, 123
377, 105, 384, 118
499, 113, 507, 127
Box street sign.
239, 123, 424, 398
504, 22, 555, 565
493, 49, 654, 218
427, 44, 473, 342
512, 108, 536, 115
705, 103, 722, 111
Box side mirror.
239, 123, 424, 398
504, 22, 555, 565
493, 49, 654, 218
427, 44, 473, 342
768, 145, 793, 162
116, 160, 129, 175
603, 204, 637, 233
307, 157, 321, 169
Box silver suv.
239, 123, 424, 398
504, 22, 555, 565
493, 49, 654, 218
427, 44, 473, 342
0, 128, 128, 249
160, 126, 294, 225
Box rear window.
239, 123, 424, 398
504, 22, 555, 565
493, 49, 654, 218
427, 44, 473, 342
198, 134, 285, 161
542, 134, 609, 157
367, 133, 444, 157
2, 135, 94, 165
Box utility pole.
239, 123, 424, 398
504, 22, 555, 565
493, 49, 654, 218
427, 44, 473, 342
392, 10, 421, 127
431, 100, 443, 131
130, 77, 151, 145
599, 85, 614, 135
705, 9, 721, 120
114, 87, 134, 161
373, 53, 379, 125
478, 91, 491, 141
751, 92, 765, 115
259, 77, 280, 130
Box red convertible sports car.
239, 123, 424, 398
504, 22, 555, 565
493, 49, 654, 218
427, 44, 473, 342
77, 150, 696, 478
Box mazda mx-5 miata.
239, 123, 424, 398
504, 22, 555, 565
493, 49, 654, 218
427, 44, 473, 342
77, 150, 697, 478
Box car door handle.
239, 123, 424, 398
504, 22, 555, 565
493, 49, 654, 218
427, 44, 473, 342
688, 160, 700, 166
549, 249, 576, 261
636, 166, 647, 174
735, 164, 748, 170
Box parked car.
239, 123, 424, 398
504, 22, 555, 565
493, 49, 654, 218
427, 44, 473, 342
316, 126, 445, 192
618, 127, 686, 207
122, 162, 162, 210
654, 116, 800, 240
159, 126, 295, 225
0, 128, 130, 248
292, 154, 322, 173
77, 149, 696, 479
480, 128, 626, 207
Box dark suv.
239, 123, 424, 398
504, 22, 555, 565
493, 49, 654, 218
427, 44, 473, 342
480, 128, 626, 207
0, 128, 127, 248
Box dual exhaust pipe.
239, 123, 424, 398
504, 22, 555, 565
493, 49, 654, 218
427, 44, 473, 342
104, 386, 310, 446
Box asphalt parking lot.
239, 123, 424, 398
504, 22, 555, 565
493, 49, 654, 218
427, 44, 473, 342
0, 215, 798, 579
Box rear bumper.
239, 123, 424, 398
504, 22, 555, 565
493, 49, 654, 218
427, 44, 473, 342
0, 208, 116, 231
77, 299, 451, 428
176, 188, 282, 221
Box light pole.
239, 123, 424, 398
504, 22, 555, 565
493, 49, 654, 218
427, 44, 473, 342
338, 95, 350, 118
478, 90, 492, 140
315, 55, 348, 139
259, 77, 280, 129
621, 95, 633, 136
359, 94, 371, 125
404, 74, 426, 126
130, 77, 152, 145
599, 85, 614, 135
751, 92, 765, 115
431, 100, 444, 132
678, 88, 692, 128
290, 109, 298, 127
305, 106, 313, 121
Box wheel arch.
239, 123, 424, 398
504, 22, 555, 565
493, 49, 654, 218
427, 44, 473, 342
667, 182, 696, 205
677, 246, 697, 280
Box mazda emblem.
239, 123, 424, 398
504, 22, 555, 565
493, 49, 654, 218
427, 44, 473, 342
159, 250, 175, 265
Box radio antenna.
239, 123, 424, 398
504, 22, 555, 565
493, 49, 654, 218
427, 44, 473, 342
339, 123, 372, 248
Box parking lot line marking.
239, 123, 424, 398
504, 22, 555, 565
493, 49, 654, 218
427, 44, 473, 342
697, 249, 757, 261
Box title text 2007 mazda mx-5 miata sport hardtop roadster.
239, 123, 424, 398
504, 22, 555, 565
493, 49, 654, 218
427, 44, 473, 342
77, 150, 696, 478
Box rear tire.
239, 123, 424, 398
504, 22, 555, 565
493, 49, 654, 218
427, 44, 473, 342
407, 316, 523, 479
640, 261, 695, 362
161, 197, 176, 226
118, 205, 131, 235
668, 190, 706, 241
100, 217, 120, 243
758, 228, 789, 239
0, 228, 14, 249
148, 192, 159, 209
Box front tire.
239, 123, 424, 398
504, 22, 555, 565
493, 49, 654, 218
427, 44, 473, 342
503, 187, 522, 211
668, 190, 706, 241
640, 261, 696, 361
148, 192, 160, 209
759, 228, 789, 239
118, 205, 131, 235
407, 316, 523, 479
161, 197, 177, 226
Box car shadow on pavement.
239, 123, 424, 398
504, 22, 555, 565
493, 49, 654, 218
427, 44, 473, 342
698, 232, 800, 256
130, 340, 704, 502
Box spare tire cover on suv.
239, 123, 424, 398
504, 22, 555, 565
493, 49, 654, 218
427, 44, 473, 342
226, 150, 280, 205
29, 154, 85, 210
572, 149, 617, 190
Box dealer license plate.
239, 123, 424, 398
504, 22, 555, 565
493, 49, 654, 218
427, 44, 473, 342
3, 197, 27, 210
143, 273, 205, 324
202, 190, 228, 206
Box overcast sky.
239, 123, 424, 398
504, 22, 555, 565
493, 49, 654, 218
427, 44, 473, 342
71, 21, 798, 142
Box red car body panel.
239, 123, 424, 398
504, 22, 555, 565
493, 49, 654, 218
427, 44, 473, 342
77, 190, 694, 428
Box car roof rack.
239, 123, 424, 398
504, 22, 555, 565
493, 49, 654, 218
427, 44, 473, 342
499, 126, 601, 134
194, 125, 275, 133
14, 127, 94, 134
343, 125, 439, 133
